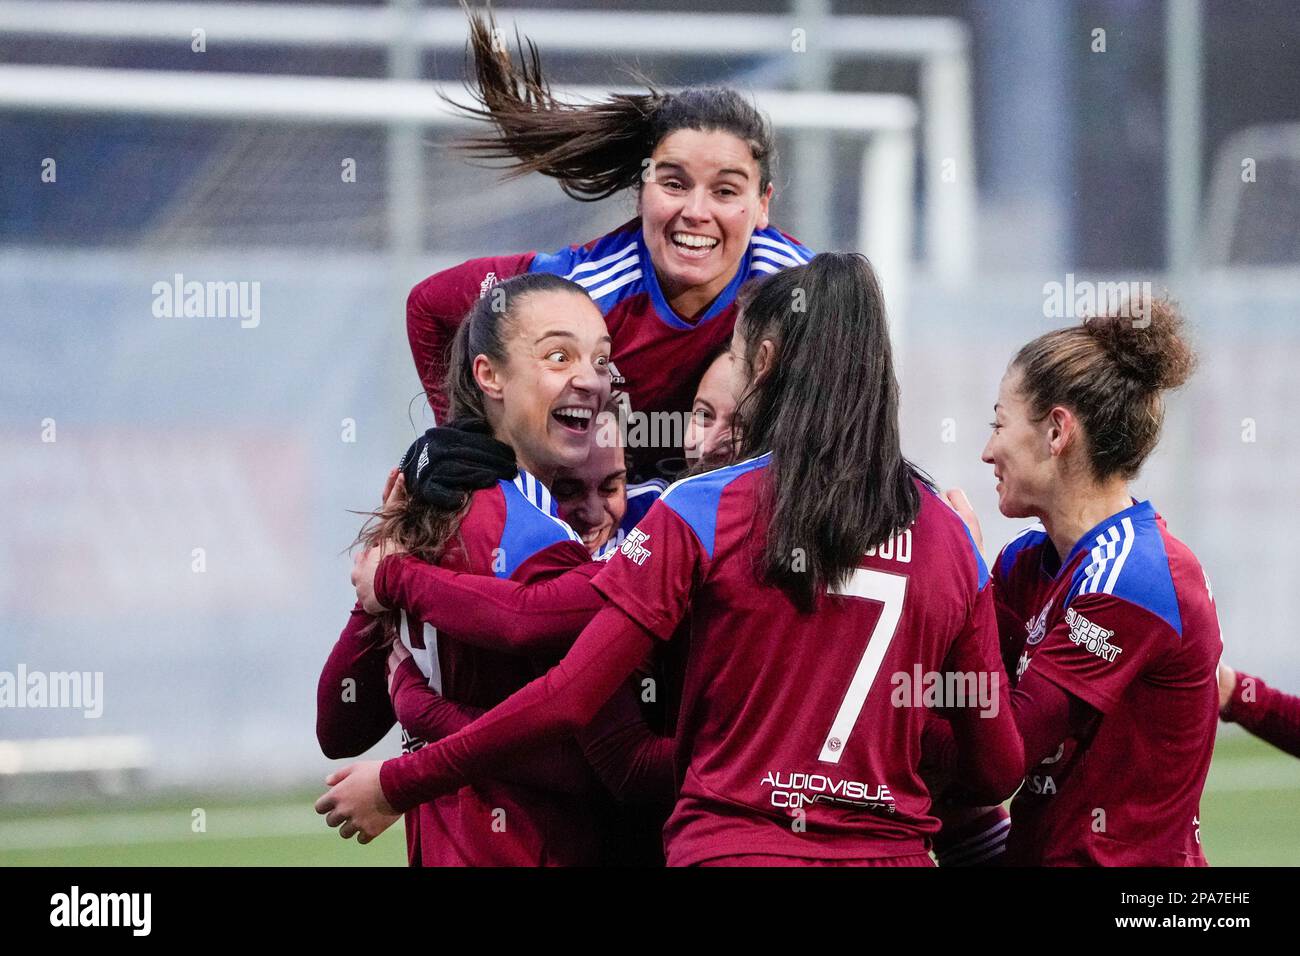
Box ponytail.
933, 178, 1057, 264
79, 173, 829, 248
452, 3, 775, 201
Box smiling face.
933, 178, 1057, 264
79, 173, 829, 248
684, 350, 740, 469
639, 128, 773, 318
551, 436, 628, 553
981, 368, 1060, 519
474, 289, 612, 480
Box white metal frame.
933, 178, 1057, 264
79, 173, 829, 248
0, 63, 919, 321
0, 0, 973, 283
1202, 121, 1300, 271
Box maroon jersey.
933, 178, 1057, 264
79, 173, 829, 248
400, 468, 599, 866
590, 453, 1009, 866
993, 500, 1222, 865
407, 219, 812, 472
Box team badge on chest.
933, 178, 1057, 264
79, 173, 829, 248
1025, 599, 1053, 646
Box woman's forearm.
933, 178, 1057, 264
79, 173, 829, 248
1225, 671, 1300, 758
388, 657, 595, 795
923, 668, 1095, 805
378, 603, 656, 812
376, 554, 603, 655
316, 606, 395, 759
576, 680, 676, 806
407, 254, 532, 417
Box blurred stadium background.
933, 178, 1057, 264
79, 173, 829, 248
1, 0, 1298, 866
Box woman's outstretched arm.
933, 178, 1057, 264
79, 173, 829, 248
371, 553, 604, 657
379, 602, 655, 812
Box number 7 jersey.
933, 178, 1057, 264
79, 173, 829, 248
589, 453, 1008, 865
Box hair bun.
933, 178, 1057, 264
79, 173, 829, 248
1083, 296, 1196, 392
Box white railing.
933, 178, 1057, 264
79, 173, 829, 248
0, 63, 919, 323
0, 0, 973, 284
0, 736, 150, 775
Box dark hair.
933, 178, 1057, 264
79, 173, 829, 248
732, 253, 926, 610
444, 271, 592, 421
453, 3, 775, 201
1012, 297, 1196, 481
353, 497, 469, 569
350, 490, 472, 646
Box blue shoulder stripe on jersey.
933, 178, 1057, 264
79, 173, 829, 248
528, 226, 646, 314
527, 226, 636, 280
1064, 500, 1183, 636
924, 485, 990, 591
997, 524, 1048, 580
658, 453, 771, 559
966, 524, 991, 591
750, 230, 814, 269
496, 470, 582, 578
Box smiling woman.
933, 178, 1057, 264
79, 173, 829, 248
317, 271, 616, 866
407, 4, 811, 478
443, 274, 612, 487
968, 300, 1222, 866
321, 254, 1025, 866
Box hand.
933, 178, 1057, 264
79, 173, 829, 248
1217, 661, 1237, 715
382, 470, 408, 510
944, 487, 984, 554
381, 467, 399, 507
352, 546, 390, 615
315, 762, 400, 844
400, 420, 517, 509
386, 639, 412, 694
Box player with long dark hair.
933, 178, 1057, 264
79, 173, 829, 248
409, 5, 810, 477
318, 253, 1024, 865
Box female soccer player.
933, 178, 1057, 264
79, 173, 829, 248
683, 347, 739, 471
408, 6, 811, 474
546, 348, 735, 561
972, 297, 1222, 865
550, 400, 667, 559
349, 357, 745, 657
316, 448, 607, 858
318, 253, 1024, 865
319, 270, 616, 866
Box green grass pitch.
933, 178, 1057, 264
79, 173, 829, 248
0, 732, 1295, 866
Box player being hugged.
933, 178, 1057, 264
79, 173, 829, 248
408, 4, 811, 475
320, 270, 618, 865
319, 253, 1024, 866
969, 297, 1222, 866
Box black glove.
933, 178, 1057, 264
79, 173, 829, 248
397, 418, 517, 509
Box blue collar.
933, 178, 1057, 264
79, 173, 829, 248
638, 229, 753, 331
509, 467, 561, 518
1055, 498, 1157, 576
